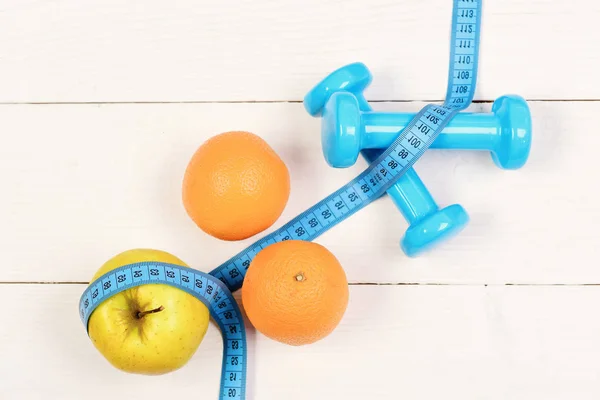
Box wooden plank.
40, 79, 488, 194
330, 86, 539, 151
0, 101, 595, 284
0, 0, 597, 102
1, 284, 600, 399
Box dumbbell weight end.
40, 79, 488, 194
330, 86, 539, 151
362, 149, 469, 257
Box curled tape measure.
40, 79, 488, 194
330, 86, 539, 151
79, 262, 247, 399
79, 1, 482, 398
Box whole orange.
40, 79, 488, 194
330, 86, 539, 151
182, 131, 290, 241
242, 240, 349, 346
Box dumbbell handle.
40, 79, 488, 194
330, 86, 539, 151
353, 95, 440, 223
361, 149, 437, 224
360, 112, 498, 151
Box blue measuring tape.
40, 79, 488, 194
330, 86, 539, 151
79, 1, 482, 398
210, 0, 483, 292
79, 262, 247, 399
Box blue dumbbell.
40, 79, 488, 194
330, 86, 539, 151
322, 91, 532, 170
304, 62, 469, 257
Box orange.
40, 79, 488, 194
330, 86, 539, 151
242, 240, 349, 346
182, 131, 290, 241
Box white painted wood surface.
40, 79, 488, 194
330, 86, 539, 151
3, 285, 600, 399
1, 0, 599, 399
0, 101, 597, 284
0, 0, 598, 102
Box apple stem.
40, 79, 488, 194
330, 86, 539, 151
136, 305, 164, 319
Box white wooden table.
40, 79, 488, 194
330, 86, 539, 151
1, 1, 599, 399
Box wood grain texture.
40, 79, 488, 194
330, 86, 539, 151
0, 0, 598, 103
1, 1, 597, 399
0, 101, 595, 284
1, 284, 600, 400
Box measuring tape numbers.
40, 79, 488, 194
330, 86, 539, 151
79, 262, 247, 399
80, 1, 482, 399
210, 0, 483, 292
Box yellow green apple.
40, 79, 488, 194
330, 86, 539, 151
87, 248, 210, 375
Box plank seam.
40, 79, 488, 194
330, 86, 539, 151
4, 282, 600, 286
0, 99, 598, 106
